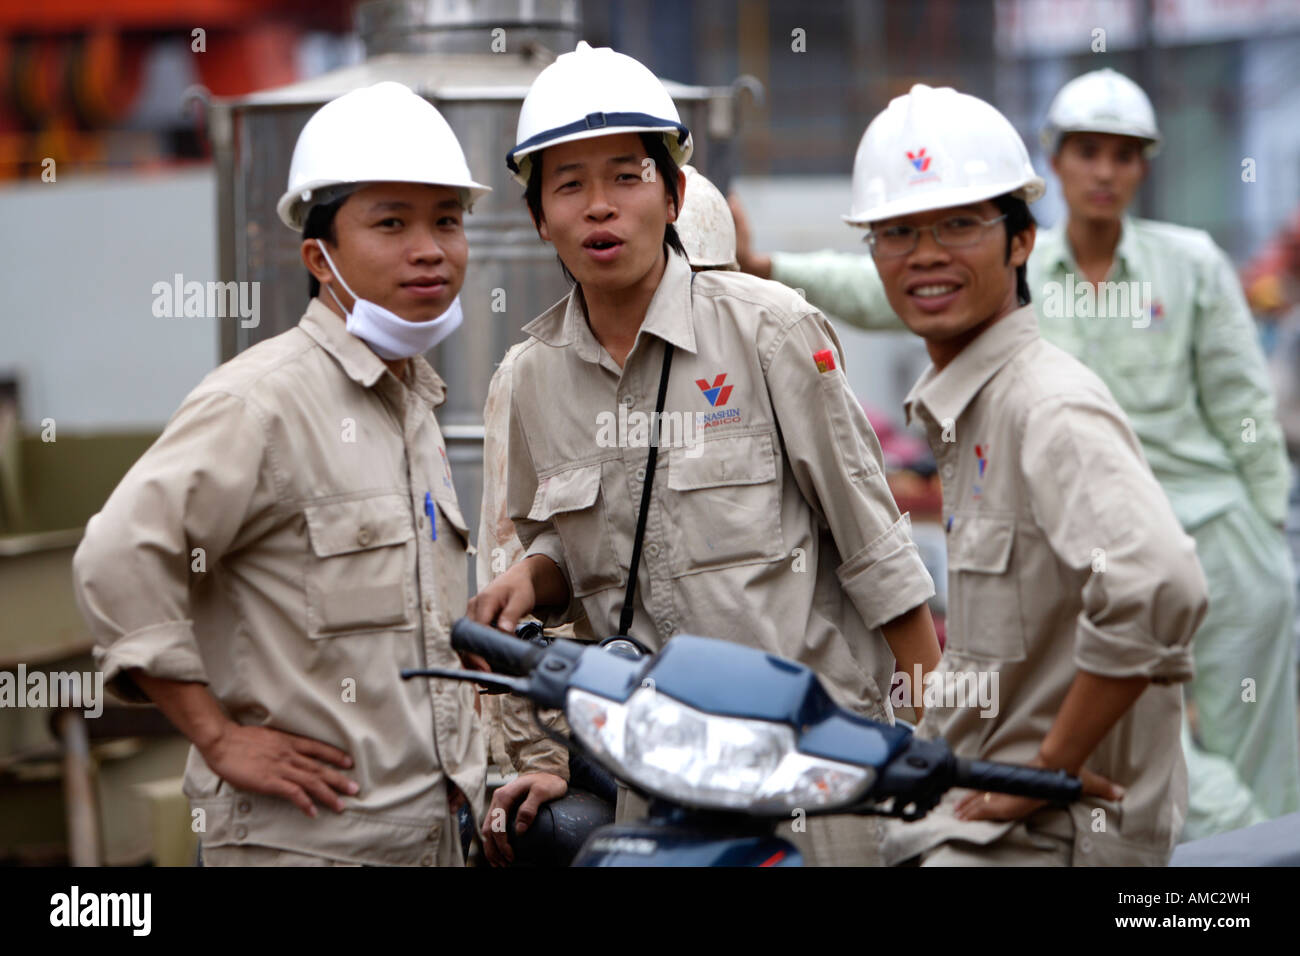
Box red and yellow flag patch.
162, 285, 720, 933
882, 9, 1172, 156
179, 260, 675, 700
813, 349, 836, 373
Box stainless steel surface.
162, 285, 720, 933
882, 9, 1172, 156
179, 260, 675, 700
357, 0, 580, 56
0, 528, 84, 558
58, 710, 101, 868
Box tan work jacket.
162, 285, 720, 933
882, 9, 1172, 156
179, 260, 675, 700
73, 299, 485, 866
505, 250, 935, 722
888, 305, 1208, 866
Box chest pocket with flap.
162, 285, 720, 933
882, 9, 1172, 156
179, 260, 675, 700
528, 461, 623, 596
431, 491, 475, 552
663, 431, 784, 576
304, 494, 415, 637
946, 514, 1026, 662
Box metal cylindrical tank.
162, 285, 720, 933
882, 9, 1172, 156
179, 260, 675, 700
209, 0, 743, 565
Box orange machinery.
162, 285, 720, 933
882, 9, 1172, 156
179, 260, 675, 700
0, 0, 352, 178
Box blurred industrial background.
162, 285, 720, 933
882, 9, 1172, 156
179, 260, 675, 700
1, 0, 1299, 865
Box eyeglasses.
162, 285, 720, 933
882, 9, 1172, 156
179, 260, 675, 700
865, 214, 1008, 258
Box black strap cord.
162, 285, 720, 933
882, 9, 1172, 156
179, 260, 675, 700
617, 339, 675, 638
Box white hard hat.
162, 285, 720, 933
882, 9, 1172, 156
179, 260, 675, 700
1041, 68, 1161, 157
277, 81, 491, 231
844, 83, 1045, 226
506, 41, 693, 187
676, 166, 737, 269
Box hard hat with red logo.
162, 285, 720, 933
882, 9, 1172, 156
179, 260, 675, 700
277, 81, 491, 232
507, 41, 693, 187
844, 83, 1045, 226
1041, 68, 1161, 157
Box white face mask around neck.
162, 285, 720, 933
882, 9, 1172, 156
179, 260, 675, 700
315, 239, 463, 360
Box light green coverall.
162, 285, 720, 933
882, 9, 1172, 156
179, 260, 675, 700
770, 215, 1300, 838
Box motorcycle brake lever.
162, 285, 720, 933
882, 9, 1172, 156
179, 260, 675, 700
854, 793, 944, 822
400, 666, 532, 696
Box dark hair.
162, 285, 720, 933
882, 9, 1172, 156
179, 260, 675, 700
991, 193, 1036, 306
302, 195, 350, 299
524, 131, 687, 285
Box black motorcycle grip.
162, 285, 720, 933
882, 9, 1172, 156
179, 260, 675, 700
953, 758, 1083, 803
450, 617, 545, 676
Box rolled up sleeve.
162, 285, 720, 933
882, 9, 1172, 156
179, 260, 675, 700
1021, 395, 1206, 683
501, 697, 572, 780
836, 513, 933, 629
766, 310, 935, 630
72, 390, 273, 701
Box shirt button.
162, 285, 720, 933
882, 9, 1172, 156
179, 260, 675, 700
357, 526, 372, 547
1080, 837, 1093, 854
427, 825, 440, 842
941, 465, 954, 479
645, 543, 659, 557
635, 467, 647, 481
660, 620, 674, 635
234, 825, 248, 841
237, 799, 251, 815
424, 597, 434, 613
421, 853, 434, 866
621, 395, 635, 408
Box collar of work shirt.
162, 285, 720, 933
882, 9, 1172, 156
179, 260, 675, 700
1045, 213, 1145, 283
904, 303, 1039, 433
525, 249, 700, 374
300, 297, 448, 411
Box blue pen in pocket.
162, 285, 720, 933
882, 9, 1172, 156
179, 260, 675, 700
424, 492, 437, 541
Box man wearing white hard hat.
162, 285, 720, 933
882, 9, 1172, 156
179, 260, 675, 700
1036, 69, 1300, 841
73, 82, 491, 866
739, 68, 1300, 841
468, 42, 942, 867
474, 163, 743, 843
843, 83, 1208, 866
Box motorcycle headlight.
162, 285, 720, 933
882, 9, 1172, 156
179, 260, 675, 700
567, 686, 875, 813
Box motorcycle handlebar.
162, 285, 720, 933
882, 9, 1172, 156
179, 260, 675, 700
953, 758, 1082, 804
450, 619, 545, 677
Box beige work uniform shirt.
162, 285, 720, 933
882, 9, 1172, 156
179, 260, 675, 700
72, 299, 485, 867
477, 342, 581, 779
506, 250, 935, 721
888, 305, 1208, 866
